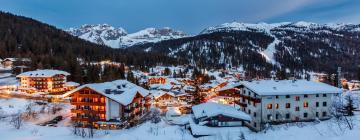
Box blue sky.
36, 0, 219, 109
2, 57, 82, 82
0, 0, 359, 34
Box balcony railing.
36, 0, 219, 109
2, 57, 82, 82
71, 116, 106, 122
71, 102, 105, 106
71, 109, 106, 114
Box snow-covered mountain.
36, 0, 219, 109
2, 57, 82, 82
67, 24, 187, 48
201, 21, 360, 34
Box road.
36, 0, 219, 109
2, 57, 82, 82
0, 92, 69, 103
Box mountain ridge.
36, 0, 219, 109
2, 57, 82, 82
128, 21, 360, 78
67, 24, 187, 48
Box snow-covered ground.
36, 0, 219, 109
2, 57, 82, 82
0, 93, 360, 140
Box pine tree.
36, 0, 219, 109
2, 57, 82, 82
357, 66, 360, 80
127, 70, 135, 83
163, 67, 171, 76
119, 64, 126, 79
172, 70, 177, 78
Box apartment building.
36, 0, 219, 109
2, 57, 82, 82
236, 80, 342, 131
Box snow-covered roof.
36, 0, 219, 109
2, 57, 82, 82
64, 80, 149, 106
152, 90, 176, 98
2, 58, 30, 62
17, 69, 70, 77
192, 102, 251, 121
150, 84, 173, 90
241, 80, 342, 96
218, 82, 241, 91
65, 82, 80, 87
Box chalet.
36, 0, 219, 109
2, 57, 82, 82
153, 90, 177, 110
236, 80, 342, 131
1, 58, 16, 68
63, 80, 151, 129
192, 102, 251, 127
152, 90, 191, 112
147, 76, 167, 85
16, 69, 72, 94
347, 80, 360, 90
207, 82, 242, 104
1, 58, 30, 68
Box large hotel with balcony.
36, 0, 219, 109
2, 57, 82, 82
63, 80, 151, 129
16, 69, 76, 94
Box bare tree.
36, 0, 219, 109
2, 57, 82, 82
10, 111, 23, 129
148, 108, 161, 124
238, 132, 246, 140
71, 122, 81, 136
24, 103, 37, 120
51, 103, 62, 115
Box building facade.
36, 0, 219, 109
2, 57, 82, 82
64, 80, 151, 129
234, 80, 342, 131
192, 102, 251, 127
17, 69, 71, 94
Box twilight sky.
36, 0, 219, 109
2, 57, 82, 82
0, 0, 359, 34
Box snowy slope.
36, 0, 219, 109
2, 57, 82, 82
201, 21, 360, 34
67, 24, 187, 48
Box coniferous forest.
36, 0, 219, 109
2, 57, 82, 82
1, 11, 360, 83
0, 12, 186, 83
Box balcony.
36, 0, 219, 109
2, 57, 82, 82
71, 109, 106, 114
234, 101, 247, 107
71, 116, 106, 122
71, 102, 105, 106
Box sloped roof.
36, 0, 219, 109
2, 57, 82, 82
192, 102, 251, 121
152, 90, 176, 99
64, 80, 149, 106
17, 69, 70, 77
241, 80, 342, 96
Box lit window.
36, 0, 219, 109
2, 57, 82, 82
275, 103, 279, 109
303, 101, 309, 108
267, 104, 273, 109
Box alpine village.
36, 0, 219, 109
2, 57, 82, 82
1, 5, 360, 140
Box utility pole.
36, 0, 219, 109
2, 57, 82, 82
337, 67, 342, 88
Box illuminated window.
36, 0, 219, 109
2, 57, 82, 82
267, 104, 272, 109
304, 101, 309, 108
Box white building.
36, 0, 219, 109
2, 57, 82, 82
192, 102, 251, 127
236, 80, 342, 131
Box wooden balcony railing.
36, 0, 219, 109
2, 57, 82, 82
71, 109, 106, 114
